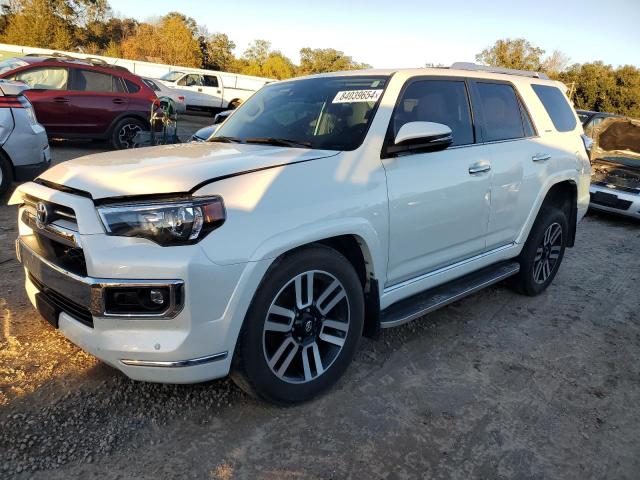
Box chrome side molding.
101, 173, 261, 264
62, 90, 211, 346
120, 352, 228, 368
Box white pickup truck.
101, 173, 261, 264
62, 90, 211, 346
12, 64, 591, 404
156, 69, 271, 113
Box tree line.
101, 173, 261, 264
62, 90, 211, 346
476, 38, 640, 118
0, 0, 370, 78
1, 2, 638, 118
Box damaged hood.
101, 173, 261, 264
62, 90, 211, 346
37, 142, 339, 200
591, 117, 640, 192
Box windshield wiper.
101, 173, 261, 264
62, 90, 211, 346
244, 137, 313, 148
209, 136, 243, 144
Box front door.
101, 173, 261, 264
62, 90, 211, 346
11, 66, 71, 134
383, 78, 492, 286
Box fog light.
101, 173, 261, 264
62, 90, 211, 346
150, 289, 166, 305
104, 286, 171, 315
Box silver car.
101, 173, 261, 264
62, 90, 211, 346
0, 79, 50, 196
589, 117, 640, 220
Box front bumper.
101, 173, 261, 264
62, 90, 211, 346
17, 237, 235, 382
589, 184, 640, 220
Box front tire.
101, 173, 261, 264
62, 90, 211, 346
512, 207, 568, 296
231, 245, 364, 404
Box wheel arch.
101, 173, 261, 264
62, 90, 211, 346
106, 112, 150, 137
518, 176, 579, 248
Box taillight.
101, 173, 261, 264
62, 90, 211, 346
0, 95, 27, 108
178, 96, 185, 102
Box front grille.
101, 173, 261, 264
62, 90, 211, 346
24, 194, 78, 228
29, 273, 94, 328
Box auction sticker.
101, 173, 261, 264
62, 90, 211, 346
332, 89, 383, 103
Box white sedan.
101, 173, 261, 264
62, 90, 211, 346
141, 77, 187, 114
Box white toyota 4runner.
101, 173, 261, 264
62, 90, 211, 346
11, 64, 591, 403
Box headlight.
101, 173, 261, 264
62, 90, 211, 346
97, 196, 225, 246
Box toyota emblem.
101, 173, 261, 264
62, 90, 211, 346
35, 202, 49, 229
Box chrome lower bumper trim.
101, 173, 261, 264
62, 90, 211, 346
120, 352, 228, 368
16, 237, 185, 318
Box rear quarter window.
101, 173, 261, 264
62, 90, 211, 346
531, 84, 577, 132
124, 79, 141, 93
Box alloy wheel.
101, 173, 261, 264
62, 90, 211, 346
533, 222, 563, 284
118, 123, 142, 148
262, 270, 350, 384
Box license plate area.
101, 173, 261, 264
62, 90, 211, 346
591, 191, 619, 207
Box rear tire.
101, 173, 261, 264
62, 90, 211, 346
0, 154, 13, 197
512, 207, 568, 296
111, 117, 146, 149
231, 245, 364, 404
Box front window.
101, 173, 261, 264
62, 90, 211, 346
11, 67, 68, 90
0, 58, 28, 74
160, 71, 185, 82
214, 76, 389, 151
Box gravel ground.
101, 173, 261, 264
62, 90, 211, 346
1, 131, 639, 478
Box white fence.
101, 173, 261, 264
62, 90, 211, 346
0, 43, 271, 90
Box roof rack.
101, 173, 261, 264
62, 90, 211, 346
450, 62, 550, 80
24, 52, 130, 72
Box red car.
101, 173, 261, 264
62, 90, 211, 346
0, 56, 157, 149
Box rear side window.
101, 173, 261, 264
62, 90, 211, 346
392, 80, 474, 146
142, 78, 161, 92
476, 82, 525, 142
12, 67, 68, 90
72, 69, 114, 92
124, 79, 140, 93
204, 75, 219, 87
531, 84, 577, 132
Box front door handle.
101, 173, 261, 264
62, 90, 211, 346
468, 161, 491, 175
112, 98, 126, 104
53, 97, 69, 103
532, 153, 551, 162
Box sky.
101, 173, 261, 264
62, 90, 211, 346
108, 0, 640, 69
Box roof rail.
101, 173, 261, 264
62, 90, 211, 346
25, 52, 130, 72
450, 62, 550, 80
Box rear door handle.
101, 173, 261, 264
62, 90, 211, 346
468, 161, 491, 175
53, 97, 69, 103
532, 153, 551, 162
112, 98, 126, 104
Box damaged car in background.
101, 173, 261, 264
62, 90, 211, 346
589, 117, 640, 219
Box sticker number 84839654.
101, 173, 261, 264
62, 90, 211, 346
332, 89, 383, 103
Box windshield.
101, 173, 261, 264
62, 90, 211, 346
160, 71, 185, 82
0, 59, 28, 75
214, 76, 389, 151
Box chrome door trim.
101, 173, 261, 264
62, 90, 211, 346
383, 243, 516, 294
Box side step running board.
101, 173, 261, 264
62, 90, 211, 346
380, 261, 520, 328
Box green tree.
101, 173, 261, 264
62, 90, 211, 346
476, 38, 545, 71
201, 32, 236, 71
298, 47, 370, 75
121, 13, 202, 67
559, 62, 640, 117
1, 0, 76, 50
262, 52, 296, 79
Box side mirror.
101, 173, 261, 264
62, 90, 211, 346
384, 121, 453, 157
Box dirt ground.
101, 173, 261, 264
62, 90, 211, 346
1, 123, 639, 479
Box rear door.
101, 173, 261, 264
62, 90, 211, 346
10, 66, 71, 134
469, 80, 545, 249
65, 68, 130, 135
